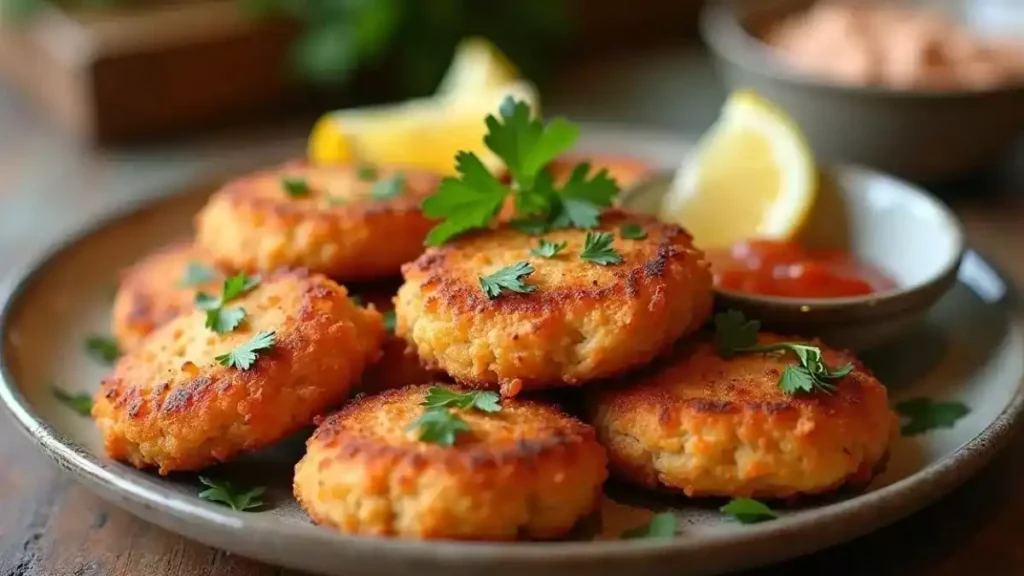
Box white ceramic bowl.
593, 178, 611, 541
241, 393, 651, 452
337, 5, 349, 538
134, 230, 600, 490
620, 165, 966, 350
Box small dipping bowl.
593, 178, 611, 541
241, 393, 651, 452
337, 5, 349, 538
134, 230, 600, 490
619, 165, 966, 350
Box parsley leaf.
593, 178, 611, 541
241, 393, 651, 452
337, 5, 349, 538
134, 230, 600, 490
895, 398, 970, 436
484, 97, 579, 189
349, 294, 363, 306
406, 407, 471, 447
713, 310, 852, 395
198, 477, 266, 512
478, 261, 537, 299
215, 331, 276, 370
179, 261, 216, 287
422, 152, 509, 245
282, 176, 309, 198
356, 164, 378, 182
84, 335, 120, 366
421, 98, 619, 245
621, 512, 677, 539
714, 309, 761, 358
620, 223, 648, 240
422, 387, 502, 413
371, 172, 405, 201
579, 231, 623, 266
382, 309, 396, 333
551, 163, 618, 229
52, 385, 92, 416
720, 498, 778, 524
196, 274, 261, 334
530, 239, 566, 259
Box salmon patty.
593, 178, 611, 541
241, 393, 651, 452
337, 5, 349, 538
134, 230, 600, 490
585, 334, 897, 499
294, 384, 608, 540
93, 271, 386, 474
194, 161, 440, 282
395, 210, 713, 395
111, 240, 226, 350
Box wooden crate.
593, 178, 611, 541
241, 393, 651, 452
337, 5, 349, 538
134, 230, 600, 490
0, 0, 704, 145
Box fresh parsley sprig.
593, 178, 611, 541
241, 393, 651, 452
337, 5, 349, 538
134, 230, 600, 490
895, 398, 970, 436
479, 261, 537, 299
356, 164, 378, 182
579, 231, 623, 266
179, 261, 216, 287
407, 386, 502, 447
714, 310, 853, 395
196, 274, 261, 334
421, 98, 618, 246
620, 223, 647, 240
282, 176, 310, 198
84, 335, 121, 366
720, 498, 778, 524
216, 331, 276, 371
52, 385, 92, 416
198, 476, 266, 512
621, 512, 678, 540
530, 239, 567, 259
382, 309, 396, 333
371, 172, 405, 200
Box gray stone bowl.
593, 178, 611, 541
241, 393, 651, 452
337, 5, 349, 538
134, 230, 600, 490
700, 0, 1024, 183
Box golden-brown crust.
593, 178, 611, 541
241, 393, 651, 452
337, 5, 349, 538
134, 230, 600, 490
92, 271, 386, 474
194, 161, 440, 281
293, 384, 608, 540
585, 334, 898, 499
111, 240, 226, 350
395, 209, 714, 393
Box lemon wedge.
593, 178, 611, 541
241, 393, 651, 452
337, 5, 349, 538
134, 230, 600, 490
307, 80, 538, 174
308, 36, 538, 175
659, 90, 817, 250
435, 36, 521, 99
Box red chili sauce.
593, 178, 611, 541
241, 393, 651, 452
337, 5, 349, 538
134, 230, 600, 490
706, 239, 897, 299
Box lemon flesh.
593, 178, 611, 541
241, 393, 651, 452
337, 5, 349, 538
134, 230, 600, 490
308, 37, 536, 175
660, 90, 817, 250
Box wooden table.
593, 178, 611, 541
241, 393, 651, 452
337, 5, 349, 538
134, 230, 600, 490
1, 46, 1023, 576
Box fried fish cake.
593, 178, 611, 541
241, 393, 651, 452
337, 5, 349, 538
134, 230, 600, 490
93, 271, 386, 474
585, 334, 897, 499
293, 384, 608, 540
111, 240, 226, 350
194, 161, 440, 282
395, 210, 713, 395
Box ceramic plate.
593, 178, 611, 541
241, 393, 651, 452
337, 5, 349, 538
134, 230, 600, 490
1, 126, 1022, 576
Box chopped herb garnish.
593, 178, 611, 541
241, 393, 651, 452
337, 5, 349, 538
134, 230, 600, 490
84, 335, 120, 366
282, 176, 309, 198
530, 239, 567, 259
326, 196, 347, 207
349, 294, 363, 306
720, 498, 778, 524
407, 386, 503, 447
579, 231, 623, 266
714, 310, 853, 395
198, 477, 266, 512
52, 386, 92, 416
421, 98, 618, 246
356, 164, 378, 182
406, 407, 471, 447
895, 398, 970, 436
382, 309, 396, 333
620, 223, 647, 240
478, 261, 537, 299
195, 274, 261, 334
422, 387, 501, 413
215, 330, 276, 370
179, 261, 216, 287
371, 172, 405, 201
621, 512, 678, 539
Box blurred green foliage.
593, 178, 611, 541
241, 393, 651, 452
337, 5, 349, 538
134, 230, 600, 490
6, 0, 571, 95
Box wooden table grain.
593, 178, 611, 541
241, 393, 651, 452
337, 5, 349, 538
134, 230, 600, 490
1, 46, 1023, 576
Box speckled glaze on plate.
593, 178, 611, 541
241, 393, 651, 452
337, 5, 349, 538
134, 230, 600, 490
1, 126, 1023, 576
